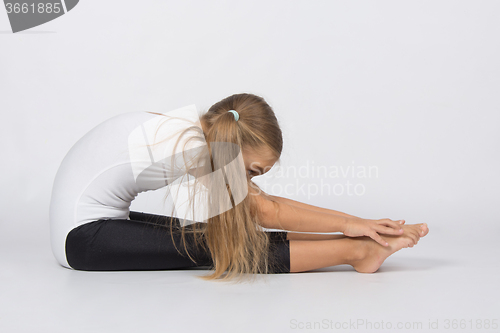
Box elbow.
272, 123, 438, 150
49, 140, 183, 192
255, 196, 280, 229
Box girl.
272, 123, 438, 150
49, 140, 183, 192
49, 93, 429, 283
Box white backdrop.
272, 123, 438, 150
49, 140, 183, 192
1, 1, 499, 331
2, 0, 499, 243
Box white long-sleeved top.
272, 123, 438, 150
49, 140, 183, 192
49, 104, 208, 268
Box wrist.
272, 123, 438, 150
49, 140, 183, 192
339, 216, 350, 233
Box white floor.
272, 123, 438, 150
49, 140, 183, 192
1, 225, 499, 333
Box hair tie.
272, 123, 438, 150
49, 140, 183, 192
228, 110, 239, 121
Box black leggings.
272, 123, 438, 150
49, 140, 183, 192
65, 211, 291, 273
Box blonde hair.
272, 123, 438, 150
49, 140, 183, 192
156, 93, 283, 283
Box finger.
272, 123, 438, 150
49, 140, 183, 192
370, 232, 389, 247
378, 220, 404, 230
394, 224, 405, 233
376, 225, 403, 235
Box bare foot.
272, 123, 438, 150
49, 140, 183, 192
351, 223, 429, 273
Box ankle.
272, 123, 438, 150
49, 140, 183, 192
346, 238, 368, 265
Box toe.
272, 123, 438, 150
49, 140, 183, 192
420, 224, 429, 236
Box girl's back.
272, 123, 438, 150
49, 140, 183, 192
49, 104, 205, 268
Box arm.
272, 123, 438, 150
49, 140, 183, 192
267, 194, 362, 220
265, 195, 358, 240
250, 187, 405, 246
250, 188, 347, 233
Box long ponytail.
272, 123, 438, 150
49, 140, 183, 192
163, 93, 283, 282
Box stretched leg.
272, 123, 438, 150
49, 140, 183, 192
66, 214, 291, 274
289, 238, 361, 272
289, 223, 429, 273
128, 211, 292, 274
65, 216, 213, 271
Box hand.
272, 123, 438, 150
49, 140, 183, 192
342, 218, 405, 246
